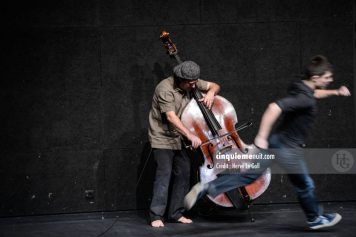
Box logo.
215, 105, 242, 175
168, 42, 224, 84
331, 150, 354, 173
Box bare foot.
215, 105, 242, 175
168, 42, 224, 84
177, 216, 193, 224
151, 220, 164, 228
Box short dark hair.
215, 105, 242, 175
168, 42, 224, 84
304, 55, 333, 79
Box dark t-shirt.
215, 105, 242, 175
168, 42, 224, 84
274, 81, 317, 146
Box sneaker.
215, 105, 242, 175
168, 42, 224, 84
307, 213, 342, 230
184, 182, 206, 211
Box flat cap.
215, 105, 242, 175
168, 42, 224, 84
173, 61, 200, 80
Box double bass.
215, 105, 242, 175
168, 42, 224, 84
159, 31, 271, 209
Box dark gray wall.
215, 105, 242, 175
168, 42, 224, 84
1, 0, 355, 217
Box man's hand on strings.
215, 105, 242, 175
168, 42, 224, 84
199, 91, 215, 110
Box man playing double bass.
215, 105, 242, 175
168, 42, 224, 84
184, 55, 351, 230
148, 60, 220, 227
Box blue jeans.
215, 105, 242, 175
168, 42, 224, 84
206, 134, 320, 221
269, 134, 320, 221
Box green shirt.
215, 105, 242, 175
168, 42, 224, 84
148, 76, 208, 150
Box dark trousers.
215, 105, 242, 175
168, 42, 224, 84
206, 134, 320, 221
149, 148, 191, 222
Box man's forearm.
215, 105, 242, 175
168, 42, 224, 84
256, 103, 282, 139
206, 82, 220, 95
166, 111, 192, 139
314, 89, 339, 99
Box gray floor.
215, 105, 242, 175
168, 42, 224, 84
1, 202, 355, 237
